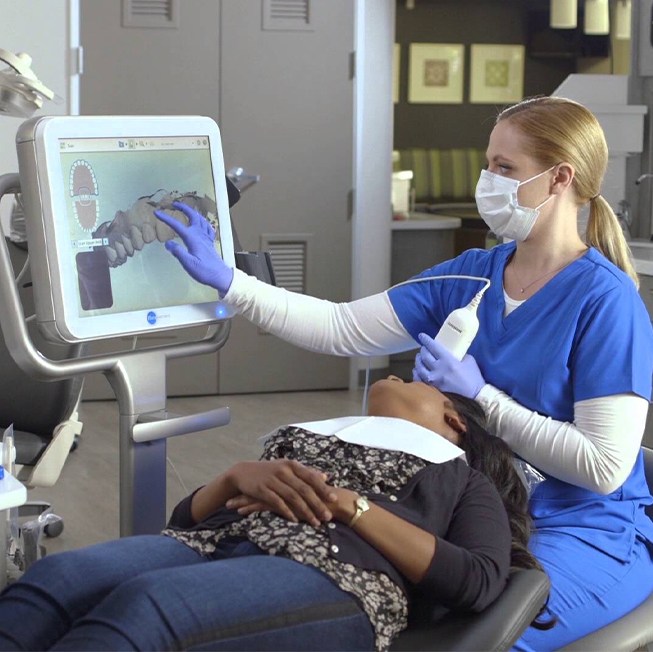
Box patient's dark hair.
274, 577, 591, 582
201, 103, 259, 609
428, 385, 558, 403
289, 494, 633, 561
444, 392, 555, 630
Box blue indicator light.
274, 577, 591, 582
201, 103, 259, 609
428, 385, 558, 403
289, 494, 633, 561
147, 311, 157, 325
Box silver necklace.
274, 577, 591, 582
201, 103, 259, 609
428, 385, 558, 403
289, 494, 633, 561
510, 259, 573, 294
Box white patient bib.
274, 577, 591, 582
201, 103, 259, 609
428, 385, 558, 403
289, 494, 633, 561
263, 416, 465, 464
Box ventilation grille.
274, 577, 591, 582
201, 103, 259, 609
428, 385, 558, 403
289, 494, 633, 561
262, 237, 309, 293
122, 0, 180, 28
262, 0, 313, 31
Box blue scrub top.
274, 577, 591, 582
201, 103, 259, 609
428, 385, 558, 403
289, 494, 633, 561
388, 243, 653, 560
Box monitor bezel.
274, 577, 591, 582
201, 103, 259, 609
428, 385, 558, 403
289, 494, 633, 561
16, 114, 236, 343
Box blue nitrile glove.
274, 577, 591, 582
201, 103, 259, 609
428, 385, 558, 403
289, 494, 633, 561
412, 332, 486, 399
154, 201, 234, 296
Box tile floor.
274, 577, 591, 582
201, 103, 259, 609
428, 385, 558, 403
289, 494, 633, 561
28, 389, 366, 555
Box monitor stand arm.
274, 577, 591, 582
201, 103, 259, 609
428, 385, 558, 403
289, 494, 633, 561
107, 351, 231, 536
0, 172, 232, 537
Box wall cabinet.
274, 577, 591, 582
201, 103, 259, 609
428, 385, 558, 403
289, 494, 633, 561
79, 0, 354, 396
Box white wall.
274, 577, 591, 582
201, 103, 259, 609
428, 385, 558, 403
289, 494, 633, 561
350, 0, 396, 387
0, 0, 79, 230
630, 0, 653, 238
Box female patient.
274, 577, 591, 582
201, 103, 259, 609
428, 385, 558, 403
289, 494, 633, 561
0, 378, 547, 651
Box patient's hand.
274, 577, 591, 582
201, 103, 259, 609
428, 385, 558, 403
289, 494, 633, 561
228, 484, 360, 528
224, 460, 338, 527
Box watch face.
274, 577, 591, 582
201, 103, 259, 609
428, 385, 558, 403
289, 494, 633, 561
349, 495, 370, 527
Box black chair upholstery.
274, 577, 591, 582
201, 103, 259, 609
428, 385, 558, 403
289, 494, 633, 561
391, 568, 550, 652
0, 238, 84, 494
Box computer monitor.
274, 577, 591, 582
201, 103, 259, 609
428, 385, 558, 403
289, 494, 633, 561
16, 115, 235, 343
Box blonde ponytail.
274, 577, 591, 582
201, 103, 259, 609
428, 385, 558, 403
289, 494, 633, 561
498, 97, 639, 288
586, 195, 639, 288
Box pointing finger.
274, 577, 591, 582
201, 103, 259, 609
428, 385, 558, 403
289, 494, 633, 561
153, 209, 184, 234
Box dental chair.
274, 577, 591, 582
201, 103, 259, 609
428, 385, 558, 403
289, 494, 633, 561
556, 445, 653, 652
391, 446, 653, 652
0, 234, 84, 537
391, 568, 550, 651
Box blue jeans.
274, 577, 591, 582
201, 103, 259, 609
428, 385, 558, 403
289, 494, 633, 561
0, 535, 374, 651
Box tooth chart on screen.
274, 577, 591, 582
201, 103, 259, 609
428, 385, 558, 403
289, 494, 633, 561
70, 159, 100, 232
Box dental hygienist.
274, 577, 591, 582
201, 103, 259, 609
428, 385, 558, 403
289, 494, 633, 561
155, 96, 653, 650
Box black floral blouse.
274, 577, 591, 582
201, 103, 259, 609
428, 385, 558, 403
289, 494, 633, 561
163, 426, 432, 651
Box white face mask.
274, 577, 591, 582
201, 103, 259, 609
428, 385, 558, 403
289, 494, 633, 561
475, 166, 554, 242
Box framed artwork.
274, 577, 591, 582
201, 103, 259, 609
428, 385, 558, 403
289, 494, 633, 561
393, 44, 401, 104
470, 44, 525, 104
408, 43, 464, 104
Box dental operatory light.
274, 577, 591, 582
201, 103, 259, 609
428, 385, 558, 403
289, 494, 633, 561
0, 49, 56, 118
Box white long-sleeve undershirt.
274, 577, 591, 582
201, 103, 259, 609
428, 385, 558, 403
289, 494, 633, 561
225, 269, 416, 356
224, 268, 649, 493
476, 386, 647, 495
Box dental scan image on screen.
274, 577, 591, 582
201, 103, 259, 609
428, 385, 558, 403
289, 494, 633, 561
63, 138, 220, 316
16, 115, 235, 343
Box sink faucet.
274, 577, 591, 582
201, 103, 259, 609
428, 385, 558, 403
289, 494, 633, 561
635, 173, 653, 241
616, 199, 632, 240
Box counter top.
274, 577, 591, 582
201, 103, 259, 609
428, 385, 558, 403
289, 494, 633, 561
630, 241, 653, 277
392, 212, 461, 231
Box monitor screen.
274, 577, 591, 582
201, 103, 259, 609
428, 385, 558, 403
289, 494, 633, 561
16, 115, 235, 343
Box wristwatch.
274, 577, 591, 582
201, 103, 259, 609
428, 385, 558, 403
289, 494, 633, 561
348, 495, 370, 527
